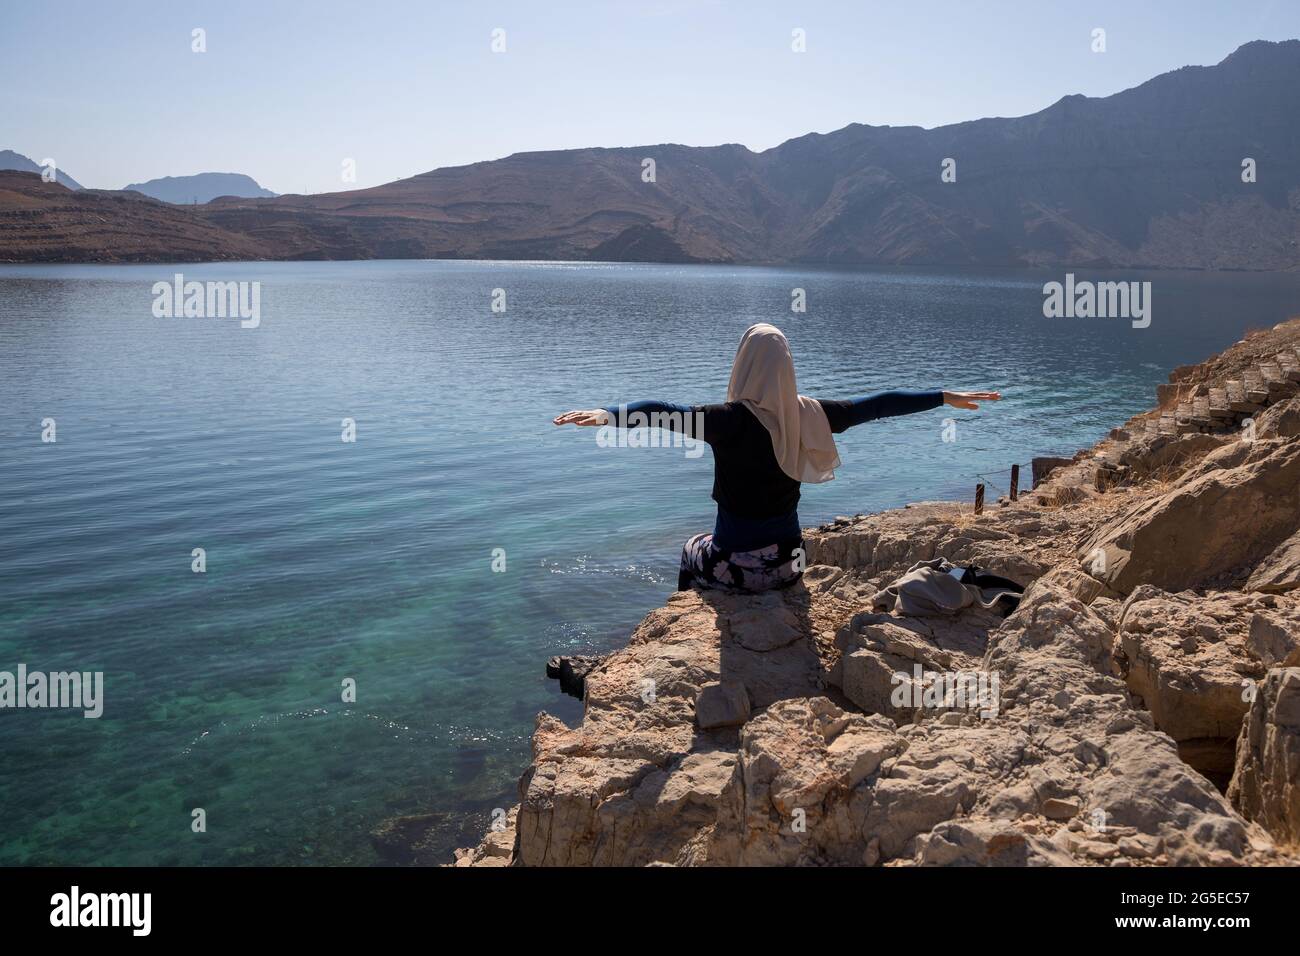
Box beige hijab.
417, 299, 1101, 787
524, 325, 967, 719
727, 323, 840, 483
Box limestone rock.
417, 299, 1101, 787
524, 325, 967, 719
1115, 587, 1267, 779
835, 607, 998, 720
1032, 456, 1073, 486
1229, 668, 1300, 846
1118, 432, 1224, 481
984, 583, 1257, 864
1041, 798, 1080, 820
1036, 564, 1122, 605
447, 807, 518, 867
1081, 437, 1300, 594
1247, 528, 1300, 594
1246, 602, 1300, 667
462, 572, 1281, 866
914, 820, 1073, 866
1255, 394, 1300, 440
694, 680, 751, 729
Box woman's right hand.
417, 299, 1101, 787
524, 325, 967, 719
553, 409, 611, 427
943, 390, 1002, 410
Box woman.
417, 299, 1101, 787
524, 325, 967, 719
555, 323, 1000, 594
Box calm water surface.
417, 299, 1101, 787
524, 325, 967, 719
1, 259, 1298, 864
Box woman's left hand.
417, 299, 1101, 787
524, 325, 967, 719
943, 390, 1002, 410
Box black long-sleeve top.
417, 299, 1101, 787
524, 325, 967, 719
602, 389, 945, 551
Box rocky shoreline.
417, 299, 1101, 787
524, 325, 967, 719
450, 320, 1300, 867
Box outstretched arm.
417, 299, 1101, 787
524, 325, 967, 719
554, 400, 696, 432
556, 400, 739, 445
819, 389, 1000, 433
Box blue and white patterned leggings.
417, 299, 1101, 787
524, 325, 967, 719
677, 533, 804, 594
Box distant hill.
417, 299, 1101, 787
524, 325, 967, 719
3, 40, 1300, 268
0, 149, 83, 191
123, 172, 277, 204
0, 171, 270, 262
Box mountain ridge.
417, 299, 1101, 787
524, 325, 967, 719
0, 149, 84, 191
123, 172, 277, 204
3, 39, 1299, 268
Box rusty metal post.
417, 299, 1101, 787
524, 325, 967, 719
974, 483, 985, 515
1010, 464, 1020, 502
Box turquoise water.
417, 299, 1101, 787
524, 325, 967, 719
1, 259, 1298, 865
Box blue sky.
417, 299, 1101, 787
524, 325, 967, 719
3, 0, 1298, 195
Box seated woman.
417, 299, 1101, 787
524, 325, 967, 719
555, 323, 1000, 594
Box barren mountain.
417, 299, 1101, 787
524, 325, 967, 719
0, 172, 271, 262
3, 40, 1300, 268
123, 172, 277, 205
0, 149, 84, 191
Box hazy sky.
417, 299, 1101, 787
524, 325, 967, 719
3, 0, 1299, 195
